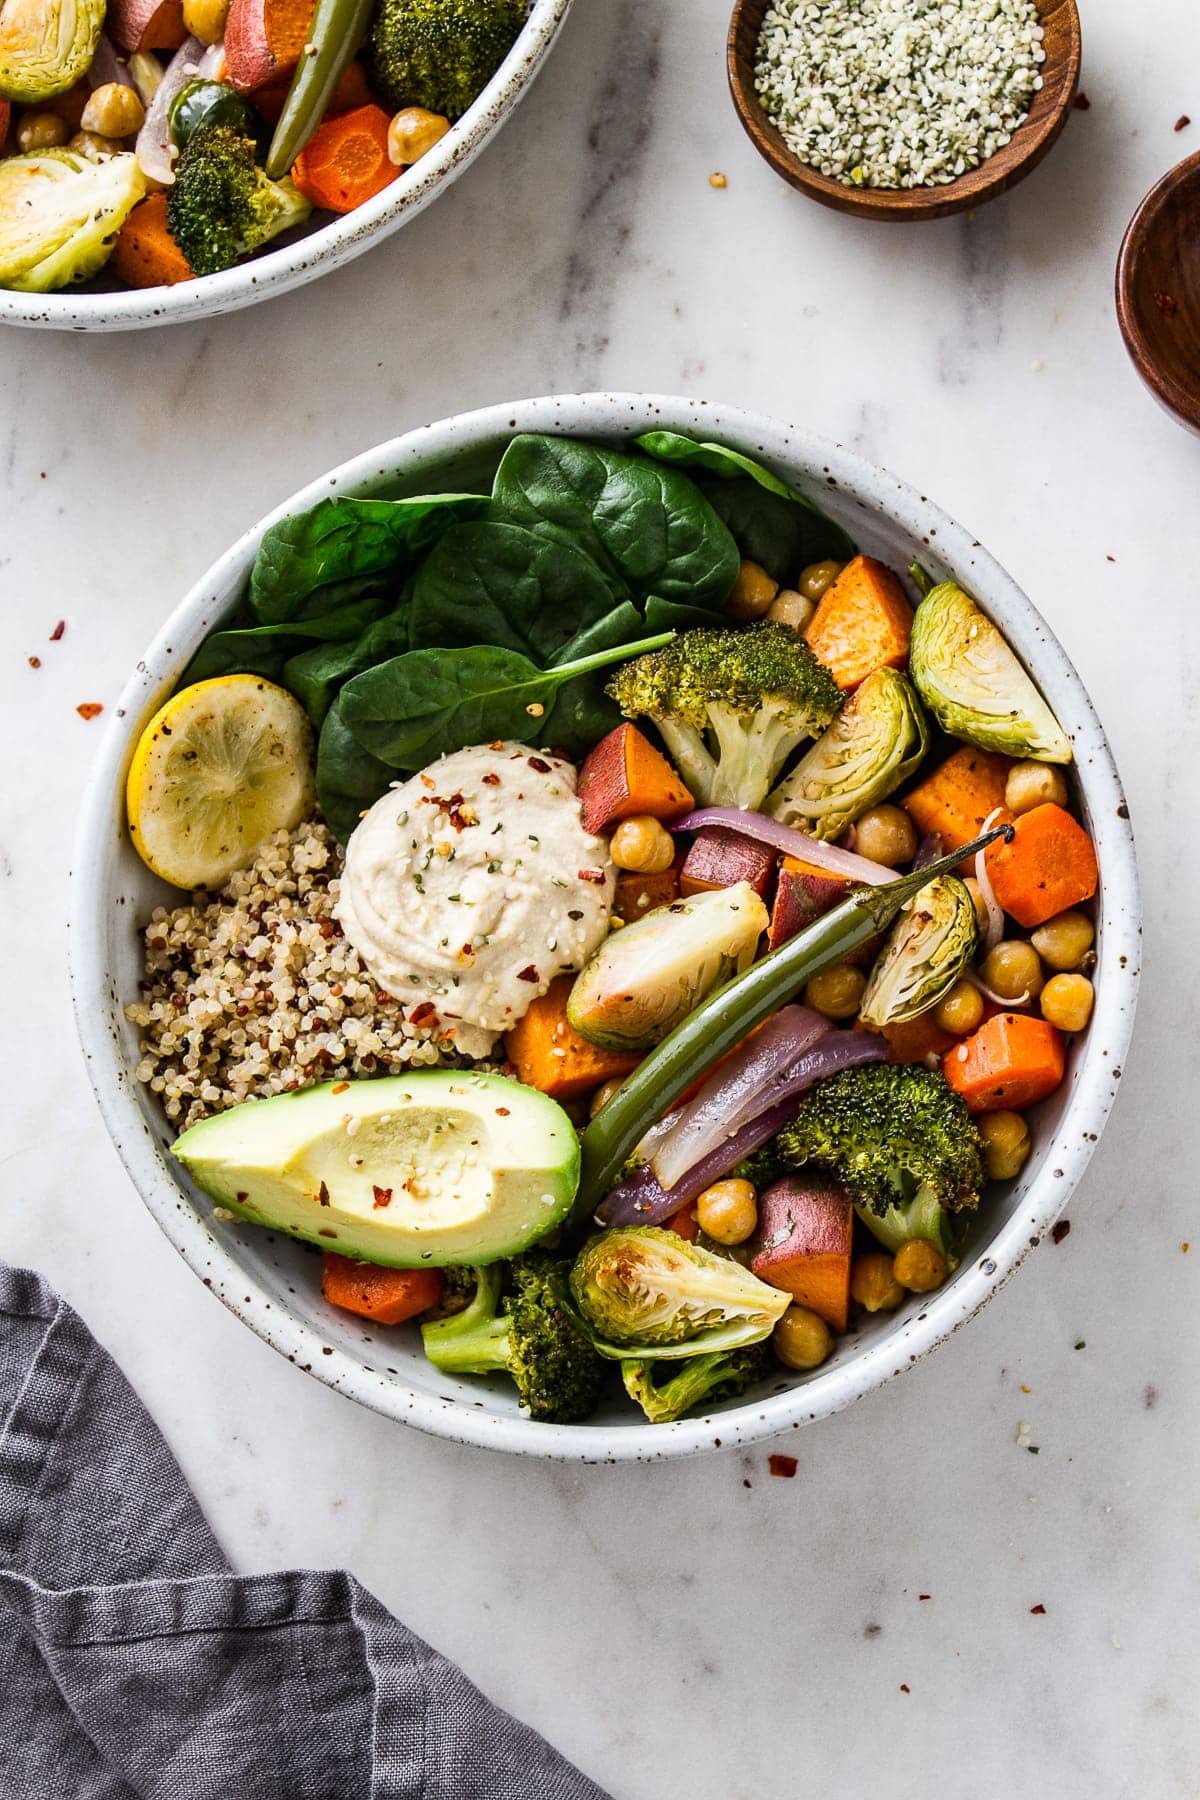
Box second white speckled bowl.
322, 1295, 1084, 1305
0, 0, 572, 332
70, 393, 1140, 1460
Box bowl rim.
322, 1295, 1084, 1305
1115, 147, 1200, 434
69, 391, 1140, 1461
726, 0, 1081, 222
0, 0, 572, 333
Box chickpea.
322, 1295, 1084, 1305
725, 558, 779, 621
182, 0, 231, 43
609, 815, 675, 874
696, 1178, 758, 1246
766, 588, 815, 634
387, 105, 452, 166
850, 1252, 905, 1313
589, 1077, 625, 1119
978, 1110, 1031, 1182
16, 110, 69, 151
854, 804, 918, 868
980, 939, 1044, 1003
772, 1304, 833, 1371
798, 559, 843, 603
961, 875, 990, 936
81, 83, 145, 139
68, 130, 124, 159
804, 961, 867, 1021
1031, 910, 1094, 973
1005, 760, 1069, 816
933, 978, 984, 1037
893, 1240, 948, 1293
1040, 973, 1094, 1034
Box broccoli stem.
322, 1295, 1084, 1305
421, 1265, 508, 1374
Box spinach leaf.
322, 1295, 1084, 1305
316, 699, 397, 845
490, 435, 739, 611
643, 595, 728, 635
635, 430, 856, 583
339, 631, 674, 771
249, 492, 487, 624
408, 523, 619, 665
181, 590, 392, 686
284, 603, 414, 728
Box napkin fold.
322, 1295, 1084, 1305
0, 1264, 609, 1800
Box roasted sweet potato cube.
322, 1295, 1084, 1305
577, 722, 694, 835
680, 826, 776, 899
751, 1177, 854, 1331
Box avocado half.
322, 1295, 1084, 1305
173, 1071, 580, 1267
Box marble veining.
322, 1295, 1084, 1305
1, 2, 1198, 1796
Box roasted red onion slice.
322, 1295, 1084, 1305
672, 807, 895, 885
650, 1004, 828, 1193
136, 38, 223, 185
975, 809, 1005, 953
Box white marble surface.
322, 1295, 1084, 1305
2, 2, 1199, 1794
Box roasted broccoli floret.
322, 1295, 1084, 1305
370, 0, 526, 119
621, 1343, 770, 1424
774, 1062, 984, 1265
167, 127, 311, 277
607, 623, 841, 812
420, 1255, 606, 1423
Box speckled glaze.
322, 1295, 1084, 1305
0, 0, 572, 333
69, 394, 1140, 1461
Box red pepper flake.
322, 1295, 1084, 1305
319, 1229, 338, 1239
1175, 115, 1191, 131
408, 1001, 438, 1027
1051, 1220, 1071, 1245
577, 868, 605, 884
317, 1183, 331, 1207
768, 1454, 797, 1478
489, 740, 506, 751
1182, 1242, 1191, 1254
236, 1191, 248, 1201
899, 1684, 910, 1694
372, 1186, 393, 1209
1030, 1603, 1046, 1615
331, 1082, 349, 1095
317, 917, 340, 939
1073, 91, 1091, 110
28, 656, 41, 669
527, 755, 551, 773
481, 772, 501, 786
1154, 290, 1179, 318
76, 703, 103, 720
516, 964, 540, 982
49, 620, 65, 641
918, 1594, 931, 1601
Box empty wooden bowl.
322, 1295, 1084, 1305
1116, 150, 1200, 435
727, 0, 1082, 221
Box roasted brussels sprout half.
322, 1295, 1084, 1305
909, 582, 1071, 763
765, 667, 928, 841
566, 882, 769, 1053
0, 0, 104, 100
569, 1228, 791, 1360
0, 150, 146, 293
859, 875, 978, 1027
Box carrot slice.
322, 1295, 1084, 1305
291, 104, 399, 213
983, 804, 1098, 929
322, 1254, 443, 1325
804, 555, 914, 691
902, 744, 1014, 856
943, 1013, 1066, 1114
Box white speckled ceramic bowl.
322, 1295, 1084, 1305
70, 394, 1140, 1460
0, 0, 571, 332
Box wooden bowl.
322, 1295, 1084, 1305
1115, 150, 1200, 435
728, 0, 1081, 221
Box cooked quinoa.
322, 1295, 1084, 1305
126, 820, 455, 1128
755, 0, 1045, 191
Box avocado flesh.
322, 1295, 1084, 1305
172, 1071, 580, 1267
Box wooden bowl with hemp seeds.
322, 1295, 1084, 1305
728, 0, 1081, 222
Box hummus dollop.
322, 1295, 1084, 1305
336, 743, 615, 1058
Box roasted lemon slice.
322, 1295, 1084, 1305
126, 675, 316, 889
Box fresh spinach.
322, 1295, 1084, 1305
635, 430, 856, 583
316, 699, 397, 845
490, 434, 739, 611
181, 589, 392, 686
284, 602, 414, 728
408, 523, 619, 665
249, 492, 487, 624
339, 631, 674, 771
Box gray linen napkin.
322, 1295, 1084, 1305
0, 1263, 609, 1800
